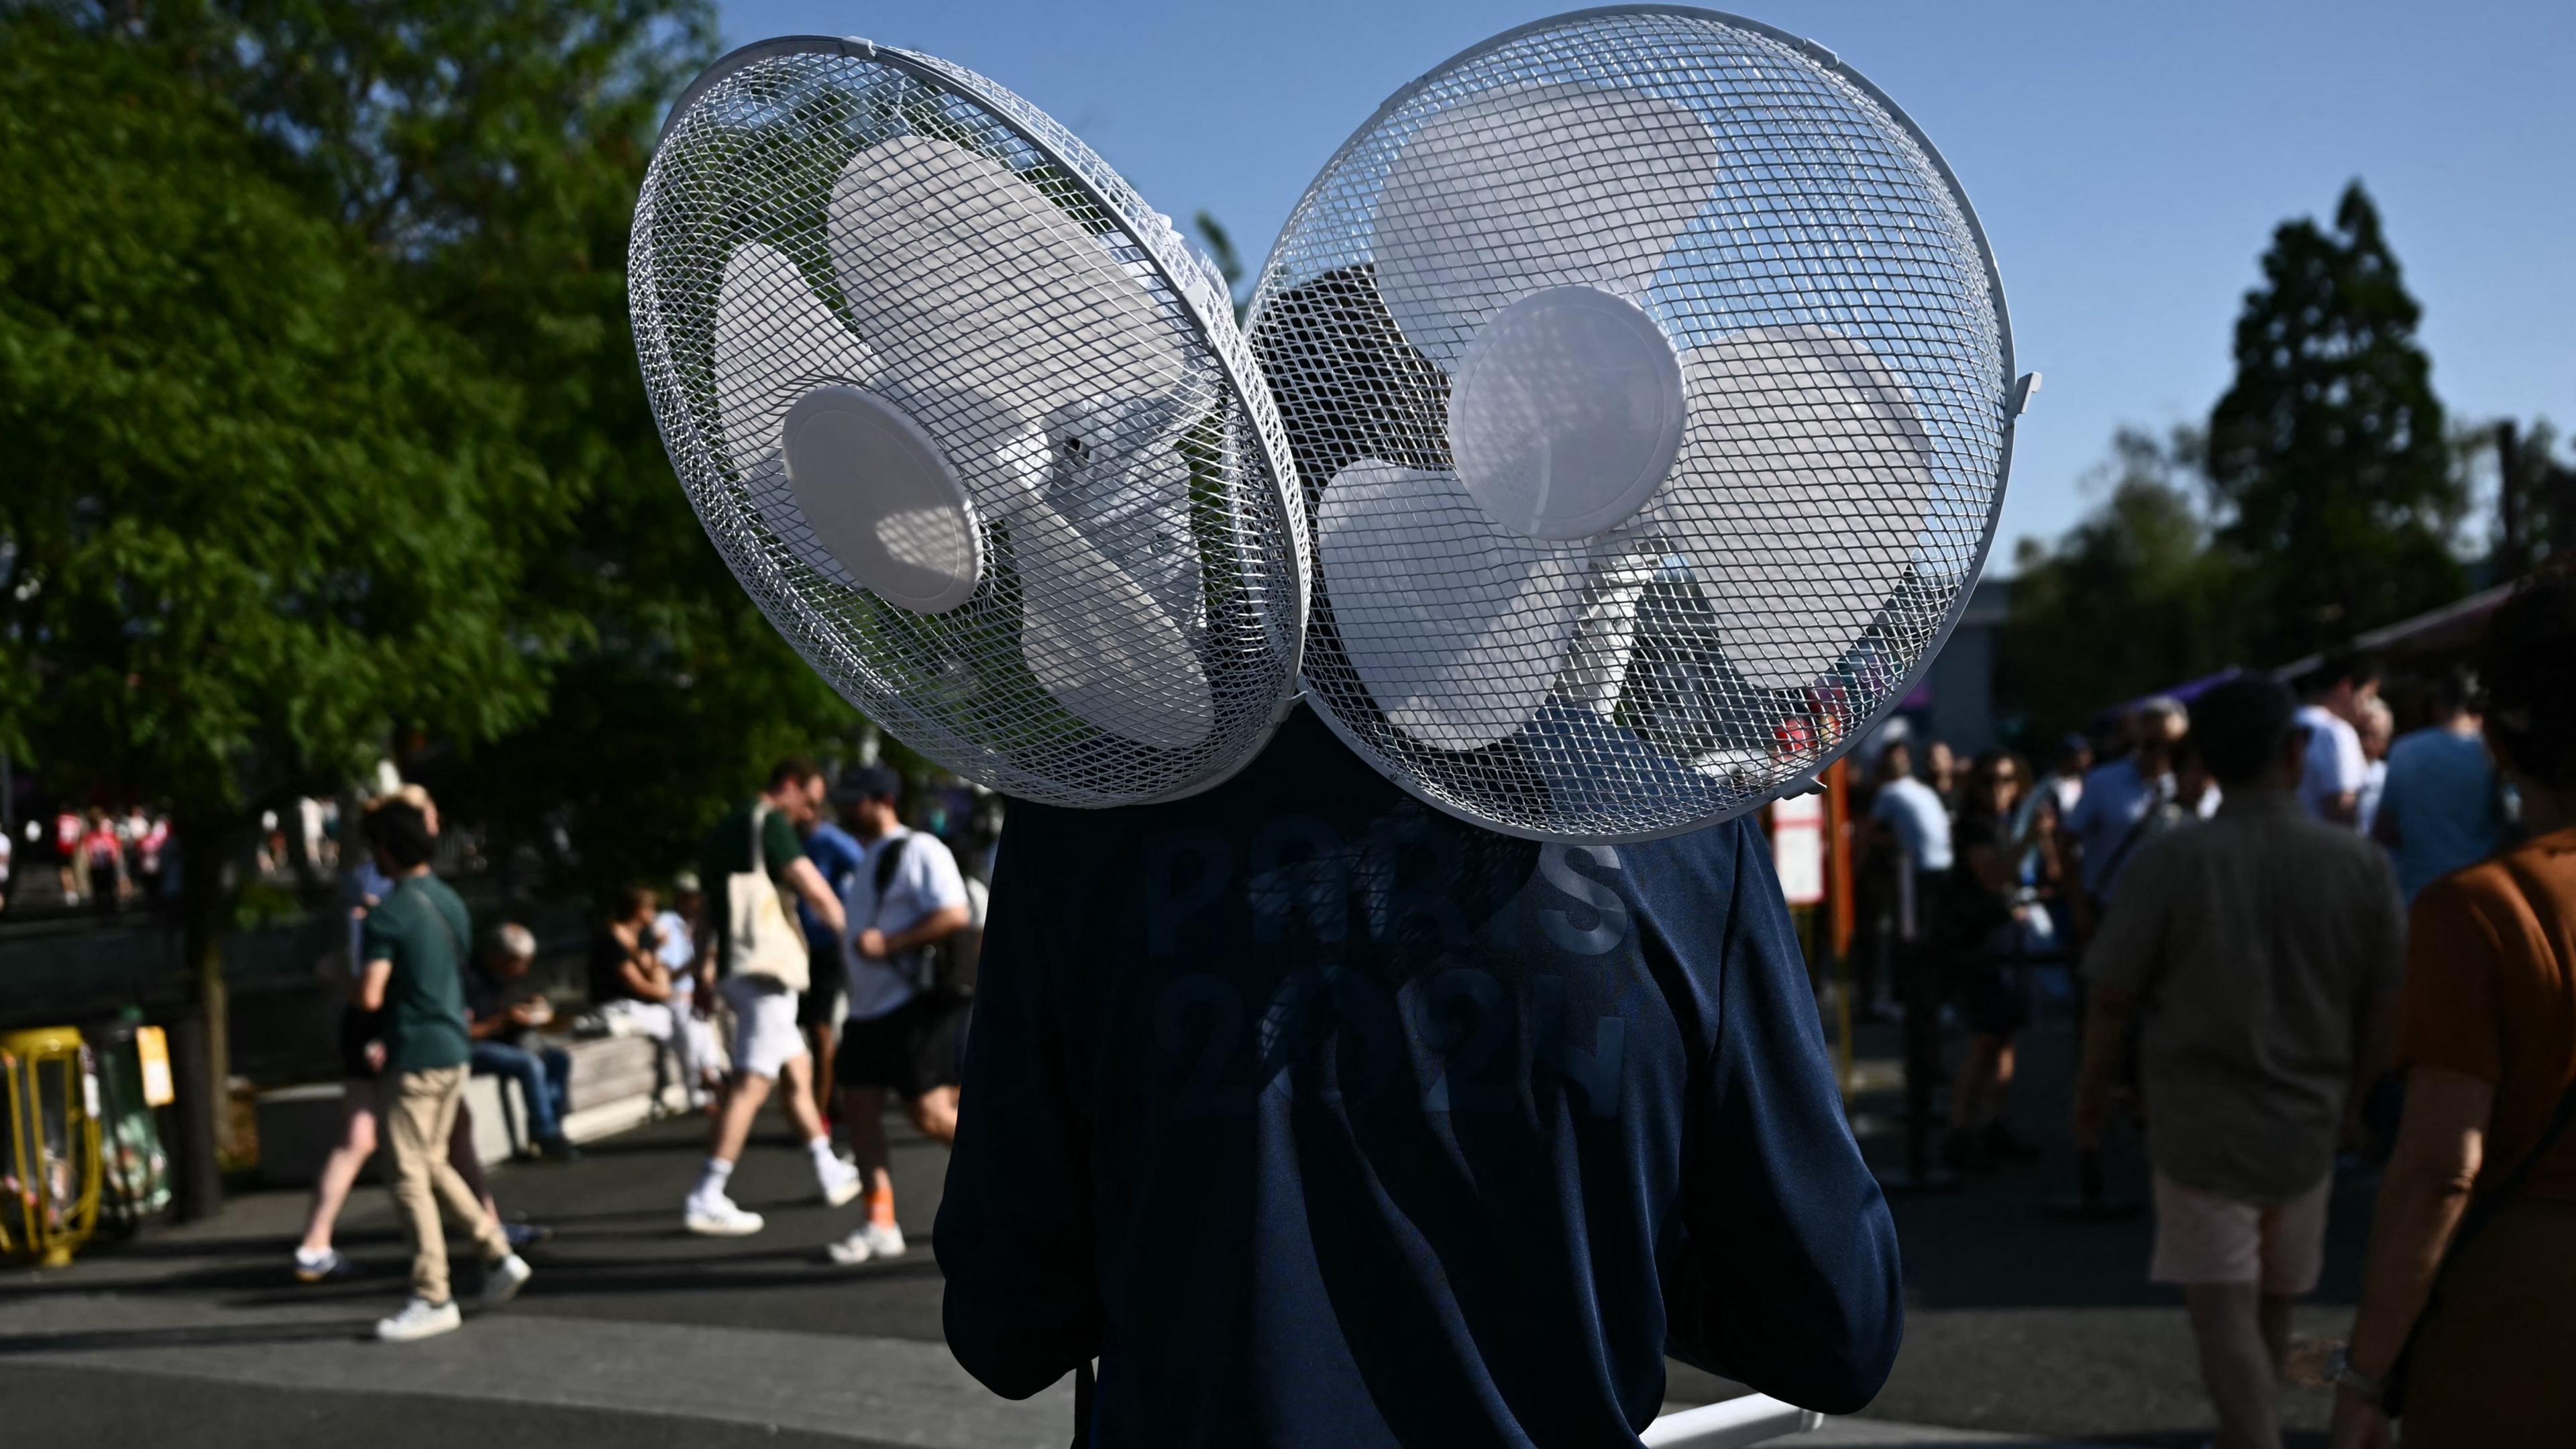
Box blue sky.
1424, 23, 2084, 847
716, 1, 2576, 572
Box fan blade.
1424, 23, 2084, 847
1318, 460, 1585, 752
828, 133, 1186, 443
1374, 85, 1719, 368
714, 243, 883, 587
715, 242, 881, 466
1650, 327, 1935, 690
1013, 491, 1214, 752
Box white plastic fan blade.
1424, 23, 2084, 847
1650, 327, 1934, 690
828, 133, 1185, 431
1373, 85, 1719, 368
1013, 493, 1214, 751
715, 243, 883, 587
1318, 460, 1586, 751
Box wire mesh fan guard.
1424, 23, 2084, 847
632, 37, 1307, 807
1246, 6, 2019, 842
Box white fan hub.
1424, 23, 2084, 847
780, 386, 983, 614
1448, 286, 1684, 542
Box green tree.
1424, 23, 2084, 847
2485, 418, 2576, 574
2206, 182, 2466, 661
1193, 211, 1250, 321
2002, 429, 2247, 743
120, 0, 859, 892
0, 11, 567, 1120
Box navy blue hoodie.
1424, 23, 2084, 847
937, 706, 1900, 1446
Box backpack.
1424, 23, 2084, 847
870, 833, 979, 1000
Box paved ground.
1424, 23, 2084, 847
1843, 1008, 2365, 1449
0, 1005, 2363, 1447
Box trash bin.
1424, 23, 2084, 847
1, 1026, 103, 1267
85, 1011, 174, 1230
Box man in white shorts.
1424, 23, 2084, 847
682, 759, 861, 1236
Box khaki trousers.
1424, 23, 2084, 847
386, 1064, 508, 1303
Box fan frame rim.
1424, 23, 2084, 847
1243, 4, 2022, 845
641, 33, 1314, 808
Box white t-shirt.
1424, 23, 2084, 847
2295, 704, 2367, 822
840, 826, 970, 1023
652, 908, 696, 994
1869, 777, 1953, 873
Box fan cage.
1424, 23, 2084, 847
633, 37, 1308, 808
1246, 5, 2017, 842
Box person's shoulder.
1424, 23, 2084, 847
897, 826, 961, 869
2432, 835, 2571, 916
2386, 727, 2445, 761
370, 881, 423, 924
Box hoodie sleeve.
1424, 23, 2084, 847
934, 810, 1104, 1399
1661, 826, 1903, 1415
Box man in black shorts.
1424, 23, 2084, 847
826, 766, 970, 1265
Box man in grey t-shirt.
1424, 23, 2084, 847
2074, 676, 2402, 1449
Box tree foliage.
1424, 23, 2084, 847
106, 0, 861, 893
2206, 181, 2466, 660
2002, 430, 2247, 743
0, 8, 564, 833
0, 9, 577, 1108
2486, 418, 2576, 574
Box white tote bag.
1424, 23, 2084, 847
724, 804, 809, 991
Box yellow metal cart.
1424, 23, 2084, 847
2, 1025, 103, 1267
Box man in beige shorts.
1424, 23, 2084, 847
2074, 676, 2402, 1449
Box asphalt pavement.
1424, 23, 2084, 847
0, 1006, 2353, 1448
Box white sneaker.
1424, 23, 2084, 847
816, 1158, 863, 1208
827, 1220, 906, 1265
375, 1296, 462, 1342
480, 1252, 533, 1306
684, 1193, 765, 1236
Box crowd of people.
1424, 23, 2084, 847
1851, 578, 2576, 1449
254, 578, 2576, 1445
298, 759, 987, 1340
0, 804, 174, 916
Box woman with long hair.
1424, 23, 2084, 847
1943, 749, 2046, 1171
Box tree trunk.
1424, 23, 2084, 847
176, 816, 239, 1157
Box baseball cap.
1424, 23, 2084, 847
832, 765, 903, 804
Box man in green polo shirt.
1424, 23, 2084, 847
358, 798, 533, 1342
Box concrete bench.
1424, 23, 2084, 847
255, 1032, 679, 1187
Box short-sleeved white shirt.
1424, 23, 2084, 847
840, 826, 970, 1023
2295, 704, 2367, 822
652, 908, 696, 991
1870, 777, 1953, 873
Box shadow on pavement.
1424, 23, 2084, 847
0, 1319, 378, 1354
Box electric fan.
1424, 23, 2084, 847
1248, 7, 2034, 841
631, 37, 1307, 806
